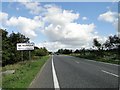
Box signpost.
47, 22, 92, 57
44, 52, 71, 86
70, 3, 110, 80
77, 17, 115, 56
17, 43, 34, 60
17, 43, 34, 51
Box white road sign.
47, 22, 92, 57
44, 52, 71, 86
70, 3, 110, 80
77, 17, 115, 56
17, 43, 34, 50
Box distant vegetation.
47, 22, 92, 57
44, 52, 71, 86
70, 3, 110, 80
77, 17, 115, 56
56, 35, 120, 64
1, 28, 49, 66
1, 28, 120, 65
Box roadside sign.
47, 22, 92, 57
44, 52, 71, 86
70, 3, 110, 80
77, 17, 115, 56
17, 43, 34, 51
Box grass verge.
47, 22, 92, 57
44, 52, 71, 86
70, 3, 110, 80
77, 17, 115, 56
71, 54, 119, 65
2, 55, 50, 89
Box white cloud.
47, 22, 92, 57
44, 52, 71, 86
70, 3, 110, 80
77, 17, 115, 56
82, 17, 88, 20
0, 12, 9, 29
41, 5, 106, 51
42, 22, 103, 49
1, 4, 108, 52
16, 8, 20, 11
21, 2, 45, 15
98, 11, 118, 28
0, 12, 8, 24
6, 16, 43, 38
36, 41, 66, 52
0, 12, 44, 39
43, 23, 96, 43
43, 5, 79, 26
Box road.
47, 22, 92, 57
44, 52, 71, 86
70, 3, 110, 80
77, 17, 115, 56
29, 55, 119, 89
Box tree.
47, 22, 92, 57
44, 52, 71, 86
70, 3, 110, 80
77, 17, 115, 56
34, 46, 39, 50
2, 29, 30, 66
80, 48, 86, 55
74, 49, 80, 53
93, 38, 103, 57
2, 29, 12, 65
57, 49, 64, 54
104, 35, 120, 50
93, 38, 101, 51
57, 49, 72, 54
34, 47, 48, 56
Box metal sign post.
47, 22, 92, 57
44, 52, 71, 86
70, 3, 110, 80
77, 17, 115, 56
21, 51, 23, 61
29, 51, 31, 60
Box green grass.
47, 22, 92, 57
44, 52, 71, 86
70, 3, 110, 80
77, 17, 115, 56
71, 54, 119, 65
2, 55, 50, 89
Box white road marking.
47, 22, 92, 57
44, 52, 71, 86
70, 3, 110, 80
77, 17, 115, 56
101, 70, 119, 77
85, 59, 119, 66
75, 61, 79, 64
52, 55, 60, 89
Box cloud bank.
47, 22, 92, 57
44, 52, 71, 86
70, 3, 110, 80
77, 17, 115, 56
98, 11, 118, 28
1, 2, 113, 51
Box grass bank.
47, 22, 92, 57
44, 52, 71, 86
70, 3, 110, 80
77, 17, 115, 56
71, 54, 119, 65
2, 55, 50, 89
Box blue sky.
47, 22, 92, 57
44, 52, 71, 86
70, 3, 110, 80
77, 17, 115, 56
1, 2, 118, 51
54, 2, 118, 35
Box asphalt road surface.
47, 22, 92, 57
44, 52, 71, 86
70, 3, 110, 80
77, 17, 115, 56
29, 55, 119, 89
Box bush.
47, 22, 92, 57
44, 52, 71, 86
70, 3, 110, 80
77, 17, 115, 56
34, 47, 48, 56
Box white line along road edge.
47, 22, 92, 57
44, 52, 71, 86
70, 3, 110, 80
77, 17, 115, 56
101, 70, 119, 77
52, 55, 60, 89
86, 59, 119, 66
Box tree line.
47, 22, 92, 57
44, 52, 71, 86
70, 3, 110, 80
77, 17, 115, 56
56, 35, 120, 64
57, 35, 120, 54
1, 29, 49, 66
1, 28, 119, 65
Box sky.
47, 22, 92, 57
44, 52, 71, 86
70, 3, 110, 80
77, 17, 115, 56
0, 1, 119, 51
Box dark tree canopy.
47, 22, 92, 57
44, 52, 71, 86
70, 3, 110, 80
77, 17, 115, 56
93, 38, 101, 50
2, 29, 30, 66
